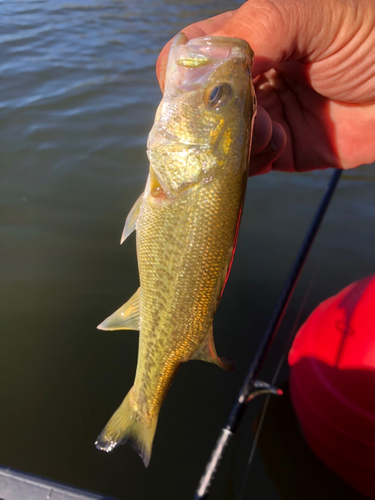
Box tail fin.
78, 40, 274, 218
95, 388, 158, 467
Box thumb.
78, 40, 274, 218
156, 0, 330, 88
208, 0, 298, 78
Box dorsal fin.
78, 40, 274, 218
190, 324, 234, 371
121, 193, 143, 244
97, 288, 140, 331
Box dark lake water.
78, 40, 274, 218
0, 1, 374, 499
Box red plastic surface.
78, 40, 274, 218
288, 274, 375, 497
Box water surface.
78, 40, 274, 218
0, 1, 374, 499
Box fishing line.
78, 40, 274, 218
237, 258, 322, 500
194, 169, 342, 500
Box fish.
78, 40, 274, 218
95, 34, 256, 467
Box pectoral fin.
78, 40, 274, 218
191, 325, 234, 371
121, 193, 143, 244
97, 288, 140, 331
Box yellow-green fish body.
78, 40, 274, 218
96, 34, 256, 466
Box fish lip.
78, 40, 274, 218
181, 36, 253, 66
166, 36, 253, 93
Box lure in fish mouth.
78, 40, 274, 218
95, 34, 256, 466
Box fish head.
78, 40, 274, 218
147, 35, 256, 199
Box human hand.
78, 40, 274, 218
156, 0, 375, 175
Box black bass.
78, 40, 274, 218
96, 34, 256, 466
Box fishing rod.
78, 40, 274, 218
194, 169, 342, 500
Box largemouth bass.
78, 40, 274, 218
96, 34, 256, 466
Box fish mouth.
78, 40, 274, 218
165, 34, 253, 92
170, 33, 253, 70
182, 36, 253, 65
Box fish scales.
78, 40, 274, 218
96, 34, 256, 466
136, 169, 247, 410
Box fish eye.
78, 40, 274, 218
204, 83, 233, 109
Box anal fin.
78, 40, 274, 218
121, 193, 143, 244
97, 288, 140, 331
190, 324, 234, 371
